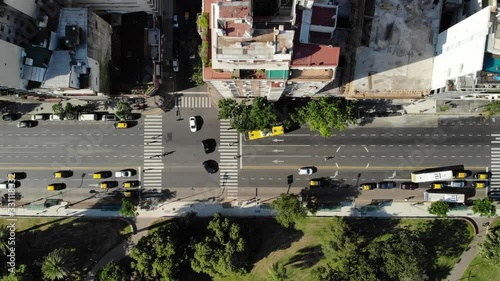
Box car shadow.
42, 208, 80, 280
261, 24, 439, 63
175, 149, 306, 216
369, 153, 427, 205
195, 116, 204, 130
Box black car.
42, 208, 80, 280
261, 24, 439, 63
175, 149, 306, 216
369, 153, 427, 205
400, 182, 419, 190
202, 139, 216, 154
2, 114, 14, 121
203, 160, 218, 174
377, 181, 396, 189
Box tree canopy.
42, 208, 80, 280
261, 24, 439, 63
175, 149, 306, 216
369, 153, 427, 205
472, 198, 497, 217
97, 261, 127, 281
271, 193, 307, 229
291, 97, 358, 137
480, 225, 500, 266
0, 265, 32, 281
191, 213, 249, 278
120, 199, 138, 217
217, 97, 278, 133
428, 201, 449, 218
40, 248, 76, 281
130, 222, 182, 280
115, 101, 132, 120
482, 100, 500, 118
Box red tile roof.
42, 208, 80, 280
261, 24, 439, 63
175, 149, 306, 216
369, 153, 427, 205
292, 44, 340, 67
219, 5, 250, 19
225, 21, 250, 37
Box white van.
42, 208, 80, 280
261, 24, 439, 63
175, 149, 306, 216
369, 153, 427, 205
49, 114, 61, 120
79, 114, 97, 121
31, 114, 44, 120
0, 182, 7, 189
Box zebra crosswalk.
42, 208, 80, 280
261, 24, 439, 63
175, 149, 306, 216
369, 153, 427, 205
143, 115, 164, 189
490, 134, 500, 200
176, 96, 212, 108
219, 119, 239, 199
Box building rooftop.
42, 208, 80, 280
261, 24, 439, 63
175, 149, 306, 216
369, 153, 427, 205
351, 0, 441, 93
0, 40, 24, 89
432, 6, 492, 90
42, 50, 72, 89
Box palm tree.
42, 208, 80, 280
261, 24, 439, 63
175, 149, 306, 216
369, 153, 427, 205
41, 248, 75, 280
0, 224, 9, 255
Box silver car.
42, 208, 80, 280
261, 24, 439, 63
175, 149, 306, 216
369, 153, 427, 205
298, 167, 314, 175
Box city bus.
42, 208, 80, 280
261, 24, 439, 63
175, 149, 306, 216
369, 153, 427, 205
245, 125, 285, 141
411, 165, 464, 183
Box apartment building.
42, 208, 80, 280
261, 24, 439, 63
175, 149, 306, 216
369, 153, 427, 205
201, 0, 341, 101
66, 0, 161, 14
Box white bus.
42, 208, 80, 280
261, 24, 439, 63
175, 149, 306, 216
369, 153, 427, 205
411, 170, 454, 183
424, 192, 465, 203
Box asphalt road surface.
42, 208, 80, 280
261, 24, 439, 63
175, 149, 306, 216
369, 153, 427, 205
0, 120, 144, 202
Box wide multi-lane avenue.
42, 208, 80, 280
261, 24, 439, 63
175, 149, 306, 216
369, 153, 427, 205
1, 102, 497, 205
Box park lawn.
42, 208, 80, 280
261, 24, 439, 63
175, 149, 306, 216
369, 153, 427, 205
216, 217, 474, 281
0, 217, 130, 279
461, 255, 500, 281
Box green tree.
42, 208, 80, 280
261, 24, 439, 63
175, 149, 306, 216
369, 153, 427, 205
96, 261, 127, 281
321, 217, 360, 273
0, 265, 32, 281
482, 100, 500, 119
52, 102, 65, 118
267, 262, 288, 281
41, 248, 76, 281
218, 98, 239, 119
480, 225, 500, 265
190, 63, 204, 86
378, 230, 429, 281
197, 12, 209, 29
0, 224, 9, 255
115, 101, 132, 120
292, 97, 358, 137
428, 201, 449, 218
191, 213, 249, 278
120, 199, 137, 217
64, 103, 77, 120
472, 198, 497, 217
271, 193, 307, 229
130, 222, 182, 280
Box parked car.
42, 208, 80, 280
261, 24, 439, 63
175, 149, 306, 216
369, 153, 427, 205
359, 183, 376, 191
400, 182, 419, 190
31, 114, 45, 120
2, 114, 15, 121
93, 171, 112, 179
377, 181, 396, 189
17, 120, 34, 128
173, 14, 179, 28
172, 58, 179, 72
114, 121, 128, 129
473, 172, 492, 179
189, 116, 197, 132
49, 114, 61, 120
102, 114, 117, 121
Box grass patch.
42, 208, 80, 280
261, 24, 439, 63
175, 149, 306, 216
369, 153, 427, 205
0, 217, 130, 279
462, 255, 500, 281
439, 105, 450, 112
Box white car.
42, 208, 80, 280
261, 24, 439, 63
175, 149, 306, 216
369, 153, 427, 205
172, 58, 179, 72
49, 114, 61, 120
173, 15, 179, 28
115, 170, 132, 178
189, 116, 197, 132
298, 167, 314, 175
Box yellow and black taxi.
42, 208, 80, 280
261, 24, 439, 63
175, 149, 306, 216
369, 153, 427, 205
430, 181, 447, 189
47, 183, 66, 191
114, 121, 128, 129
454, 170, 472, 179
310, 179, 322, 187
473, 172, 492, 180
53, 170, 73, 179
359, 183, 376, 191
123, 181, 141, 188
93, 171, 112, 179
472, 181, 489, 189
99, 181, 118, 189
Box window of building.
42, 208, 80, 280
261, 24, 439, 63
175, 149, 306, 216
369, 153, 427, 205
6, 37, 10, 42
0, 25, 4, 32
6, 15, 10, 20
